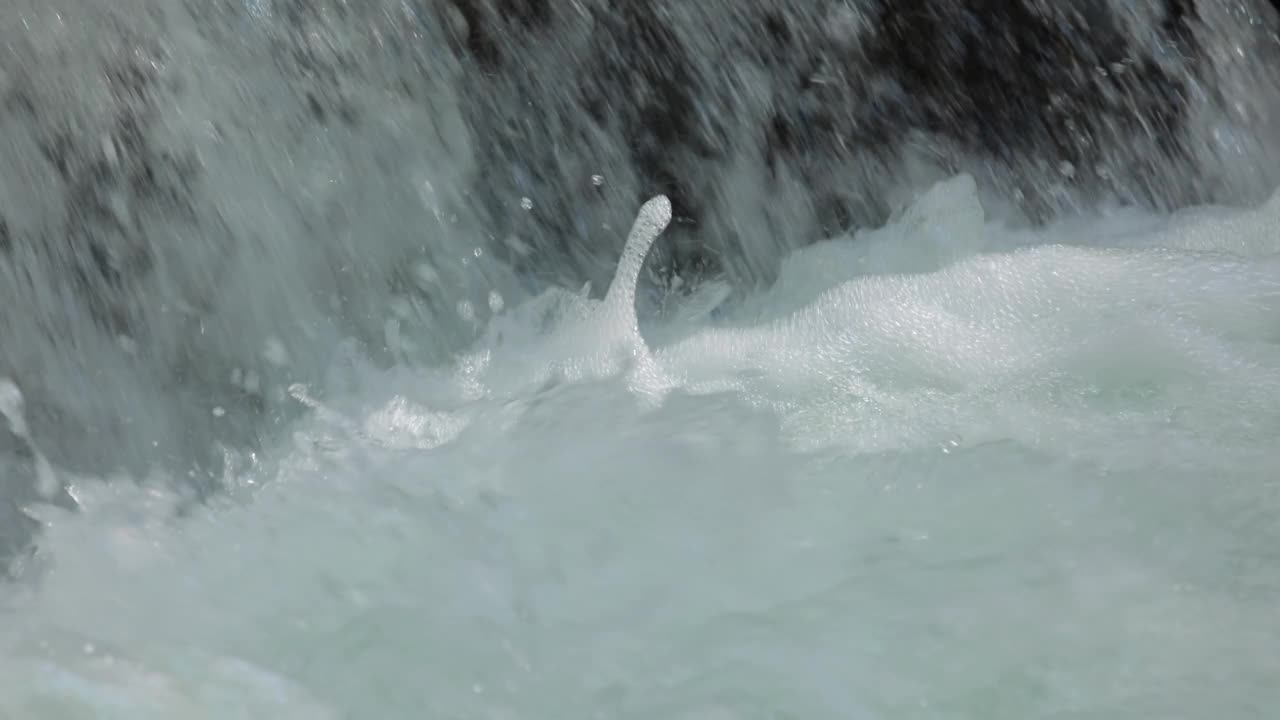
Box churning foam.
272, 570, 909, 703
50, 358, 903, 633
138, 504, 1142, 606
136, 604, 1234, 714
2, 176, 1280, 718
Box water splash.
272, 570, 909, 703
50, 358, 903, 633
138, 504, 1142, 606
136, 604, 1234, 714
601, 194, 674, 330
449, 195, 673, 399
2, 176, 1279, 718
0, 379, 60, 501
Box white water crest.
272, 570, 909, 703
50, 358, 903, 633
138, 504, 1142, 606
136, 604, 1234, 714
2, 176, 1279, 718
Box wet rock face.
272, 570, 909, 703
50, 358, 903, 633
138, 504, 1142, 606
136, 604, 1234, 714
0, 5, 232, 489
1, 0, 532, 489
1, 19, 198, 336
6, 0, 1263, 346
446, 0, 1280, 284
851, 0, 1199, 209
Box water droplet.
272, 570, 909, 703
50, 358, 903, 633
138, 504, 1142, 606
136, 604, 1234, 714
488, 290, 504, 313
457, 300, 475, 322
212, 407, 226, 418
591, 174, 604, 186
520, 197, 533, 211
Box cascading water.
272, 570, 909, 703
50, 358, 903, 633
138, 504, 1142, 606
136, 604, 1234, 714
2, 1, 1279, 717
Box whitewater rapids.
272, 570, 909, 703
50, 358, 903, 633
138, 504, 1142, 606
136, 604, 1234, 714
1, 175, 1279, 718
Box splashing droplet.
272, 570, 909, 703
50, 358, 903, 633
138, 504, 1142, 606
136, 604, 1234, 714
601, 194, 672, 326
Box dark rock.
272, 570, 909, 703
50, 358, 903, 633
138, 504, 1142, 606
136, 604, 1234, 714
445, 0, 1266, 289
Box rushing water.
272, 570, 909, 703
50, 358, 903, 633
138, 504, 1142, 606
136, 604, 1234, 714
3, 1, 1280, 718
2, 176, 1279, 718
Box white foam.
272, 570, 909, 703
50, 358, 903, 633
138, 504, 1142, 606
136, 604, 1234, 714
3, 180, 1280, 718
602, 194, 673, 328
447, 195, 673, 399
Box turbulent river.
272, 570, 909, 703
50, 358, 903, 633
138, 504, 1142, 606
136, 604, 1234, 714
2, 1, 1280, 718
